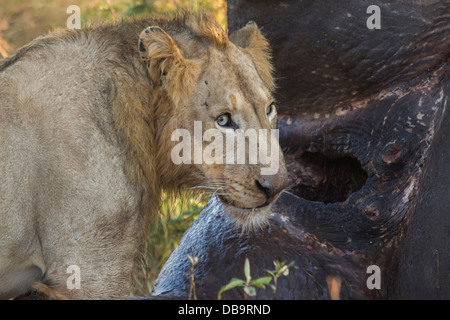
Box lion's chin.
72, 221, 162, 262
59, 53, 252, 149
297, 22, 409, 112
221, 202, 272, 231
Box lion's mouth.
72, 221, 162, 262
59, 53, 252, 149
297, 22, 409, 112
215, 194, 275, 230
217, 195, 270, 210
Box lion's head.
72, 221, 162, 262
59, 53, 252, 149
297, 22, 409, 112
138, 11, 288, 229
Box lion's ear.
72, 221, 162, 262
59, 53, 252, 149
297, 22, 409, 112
138, 26, 201, 107
229, 22, 275, 91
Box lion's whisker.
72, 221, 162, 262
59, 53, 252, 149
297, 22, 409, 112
206, 192, 231, 196
189, 185, 226, 190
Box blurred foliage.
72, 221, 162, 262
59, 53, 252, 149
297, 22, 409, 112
83, 0, 226, 25
0, 0, 225, 296
133, 193, 206, 296
0, 0, 226, 58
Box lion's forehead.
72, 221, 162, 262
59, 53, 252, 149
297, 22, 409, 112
202, 48, 271, 108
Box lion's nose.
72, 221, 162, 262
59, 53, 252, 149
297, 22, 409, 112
255, 177, 286, 202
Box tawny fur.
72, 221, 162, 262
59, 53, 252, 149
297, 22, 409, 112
31, 283, 69, 300
0, 10, 287, 299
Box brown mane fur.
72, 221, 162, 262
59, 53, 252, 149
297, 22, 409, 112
109, 11, 230, 230
110, 10, 275, 223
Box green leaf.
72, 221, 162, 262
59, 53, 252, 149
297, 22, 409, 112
244, 286, 256, 297
244, 258, 251, 282
280, 265, 289, 276
266, 270, 275, 278
187, 255, 198, 266
250, 276, 272, 289
274, 261, 282, 270
288, 262, 297, 270
218, 278, 245, 300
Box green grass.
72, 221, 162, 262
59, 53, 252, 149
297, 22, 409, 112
132, 193, 207, 296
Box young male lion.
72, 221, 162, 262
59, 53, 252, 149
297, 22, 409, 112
0, 11, 287, 299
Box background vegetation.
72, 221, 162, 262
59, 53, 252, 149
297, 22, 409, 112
0, 0, 226, 296
0, 0, 226, 57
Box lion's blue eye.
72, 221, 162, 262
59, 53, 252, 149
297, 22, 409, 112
216, 113, 232, 127
266, 103, 275, 117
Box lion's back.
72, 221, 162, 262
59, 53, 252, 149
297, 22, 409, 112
0, 31, 143, 299
0, 33, 124, 207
